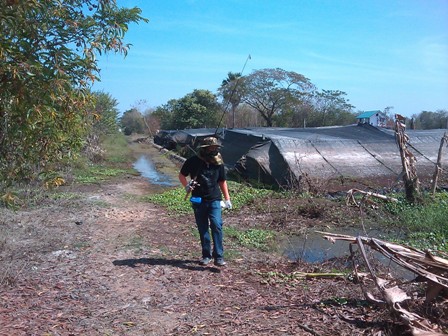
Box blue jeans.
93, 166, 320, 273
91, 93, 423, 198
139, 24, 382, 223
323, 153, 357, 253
192, 200, 224, 259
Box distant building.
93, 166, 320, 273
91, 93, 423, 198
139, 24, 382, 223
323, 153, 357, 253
356, 110, 386, 127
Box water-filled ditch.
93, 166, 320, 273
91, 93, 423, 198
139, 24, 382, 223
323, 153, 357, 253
133, 155, 177, 186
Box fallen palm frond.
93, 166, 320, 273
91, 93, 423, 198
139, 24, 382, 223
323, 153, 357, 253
317, 232, 448, 336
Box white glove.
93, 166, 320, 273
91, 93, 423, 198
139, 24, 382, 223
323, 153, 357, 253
223, 199, 232, 209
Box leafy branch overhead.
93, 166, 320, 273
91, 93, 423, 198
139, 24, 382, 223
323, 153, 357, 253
0, 0, 147, 185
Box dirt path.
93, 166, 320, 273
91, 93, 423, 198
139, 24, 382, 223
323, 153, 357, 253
0, 145, 420, 335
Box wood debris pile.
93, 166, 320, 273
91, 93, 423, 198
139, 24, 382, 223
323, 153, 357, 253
318, 232, 448, 336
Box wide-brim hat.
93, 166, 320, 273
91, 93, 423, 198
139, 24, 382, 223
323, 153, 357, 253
199, 137, 223, 148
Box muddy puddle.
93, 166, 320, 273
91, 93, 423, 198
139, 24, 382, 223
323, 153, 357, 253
281, 227, 398, 263
281, 227, 414, 279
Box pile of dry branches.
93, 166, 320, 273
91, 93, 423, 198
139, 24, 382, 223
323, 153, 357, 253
318, 232, 447, 335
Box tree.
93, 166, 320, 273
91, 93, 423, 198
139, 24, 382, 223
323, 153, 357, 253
152, 100, 177, 130
307, 90, 356, 127
0, 0, 147, 185
143, 108, 160, 137
292, 103, 315, 128
120, 108, 145, 135
412, 110, 448, 129
82, 91, 120, 163
90, 91, 120, 136
173, 90, 222, 129
382, 106, 395, 128
218, 72, 246, 128
154, 90, 222, 130
242, 68, 315, 127
129, 99, 157, 135
235, 105, 262, 127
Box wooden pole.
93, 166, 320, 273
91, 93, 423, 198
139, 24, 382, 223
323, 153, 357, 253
431, 132, 448, 194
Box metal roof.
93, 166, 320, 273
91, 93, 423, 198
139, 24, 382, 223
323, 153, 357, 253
356, 110, 381, 119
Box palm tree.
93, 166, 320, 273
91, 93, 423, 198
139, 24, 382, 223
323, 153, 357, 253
219, 72, 244, 128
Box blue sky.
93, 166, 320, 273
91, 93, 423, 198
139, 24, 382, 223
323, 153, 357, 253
93, 0, 448, 118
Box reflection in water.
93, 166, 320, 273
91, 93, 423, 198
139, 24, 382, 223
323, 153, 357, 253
133, 155, 176, 186
282, 230, 353, 263
282, 227, 399, 263
282, 227, 413, 279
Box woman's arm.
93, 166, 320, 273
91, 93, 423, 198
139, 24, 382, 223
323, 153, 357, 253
178, 172, 188, 188
218, 180, 230, 201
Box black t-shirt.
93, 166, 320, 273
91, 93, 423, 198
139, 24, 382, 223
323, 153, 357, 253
180, 155, 226, 201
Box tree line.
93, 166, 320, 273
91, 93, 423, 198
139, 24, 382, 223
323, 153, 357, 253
121, 69, 447, 135
410, 110, 448, 130
121, 69, 359, 135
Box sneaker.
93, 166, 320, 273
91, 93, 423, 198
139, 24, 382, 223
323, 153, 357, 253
199, 257, 212, 265
214, 258, 227, 266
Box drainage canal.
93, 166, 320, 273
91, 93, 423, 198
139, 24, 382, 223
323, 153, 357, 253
133, 155, 177, 186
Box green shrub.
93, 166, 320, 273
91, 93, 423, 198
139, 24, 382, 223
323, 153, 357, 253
74, 165, 131, 184
225, 227, 274, 251
143, 180, 273, 216
386, 191, 448, 252
101, 133, 133, 164
142, 187, 192, 216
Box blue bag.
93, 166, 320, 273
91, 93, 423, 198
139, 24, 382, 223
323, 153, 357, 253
190, 196, 202, 204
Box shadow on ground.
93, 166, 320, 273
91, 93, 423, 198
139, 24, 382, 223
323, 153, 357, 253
112, 257, 222, 273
